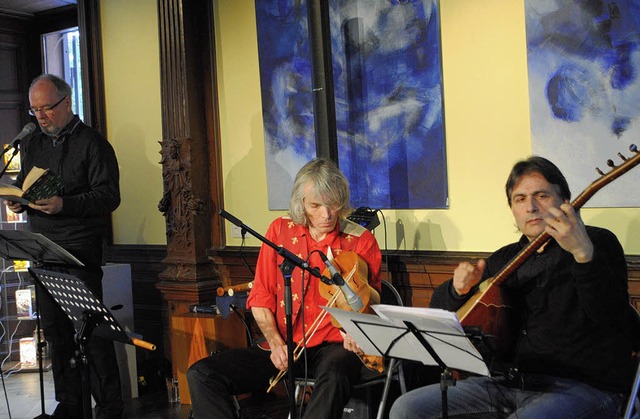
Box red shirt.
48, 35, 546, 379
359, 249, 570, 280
246, 216, 382, 348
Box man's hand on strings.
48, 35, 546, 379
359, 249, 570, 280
342, 331, 364, 355
452, 259, 486, 296
543, 203, 593, 263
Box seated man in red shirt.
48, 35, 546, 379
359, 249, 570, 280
187, 158, 382, 418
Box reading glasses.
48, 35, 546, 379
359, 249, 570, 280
28, 95, 67, 116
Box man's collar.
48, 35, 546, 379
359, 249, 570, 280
46, 115, 81, 146
291, 217, 367, 240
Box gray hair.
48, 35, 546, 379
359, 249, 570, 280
30, 74, 72, 98
288, 158, 352, 226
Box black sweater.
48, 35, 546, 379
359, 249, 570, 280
16, 116, 120, 247
431, 226, 634, 394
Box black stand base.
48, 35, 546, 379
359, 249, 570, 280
439, 368, 456, 419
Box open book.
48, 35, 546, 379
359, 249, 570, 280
323, 304, 490, 376
0, 167, 63, 205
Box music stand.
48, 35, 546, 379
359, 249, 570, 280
28, 267, 155, 419
0, 230, 83, 419
0, 230, 84, 267
323, 305, 490, 419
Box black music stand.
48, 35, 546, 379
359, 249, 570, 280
28, 267, 152, 419
323, 305, 490, 419
0, 230, 84, 268
0, 230, 83, 419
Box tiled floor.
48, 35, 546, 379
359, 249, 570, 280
0, 366, 192, 419
0, 364, 296, 419
0, 367, 57, 419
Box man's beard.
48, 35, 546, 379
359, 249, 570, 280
41, 124, 62, 137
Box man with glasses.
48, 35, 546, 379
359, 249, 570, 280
4, 74, 123, 419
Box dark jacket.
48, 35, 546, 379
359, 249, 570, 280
16, 116, 120, 249
431, 226, 634, 394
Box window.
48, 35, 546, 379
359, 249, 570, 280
41, 27, 83, 121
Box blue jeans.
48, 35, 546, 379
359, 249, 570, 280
389, 374, 623, 419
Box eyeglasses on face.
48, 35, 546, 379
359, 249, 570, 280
28, 96, 67, 117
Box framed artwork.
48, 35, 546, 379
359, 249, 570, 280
13, 259, 30, 272
3, 146, 20, 173
5, 208, 25, 223
525, 0, 640, 207
255, 0, 448, 210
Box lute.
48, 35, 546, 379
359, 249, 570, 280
457, 144, 640, 358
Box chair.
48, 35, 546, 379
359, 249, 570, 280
623, 305, 640, 419
291, 279, 407, 419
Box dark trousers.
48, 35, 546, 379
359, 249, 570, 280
37, 238, 123, 419
187, 342, 362, 419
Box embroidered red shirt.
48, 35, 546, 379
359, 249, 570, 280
246, 216, 382, 348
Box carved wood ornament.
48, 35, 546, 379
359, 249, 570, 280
158, 137, 205, 251
156, 0, 220, 292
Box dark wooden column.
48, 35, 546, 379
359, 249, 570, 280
77, 0, 106, 135
155, 0, 224, 315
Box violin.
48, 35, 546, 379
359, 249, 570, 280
266, 250, 384, 393
318, 251, 384, 373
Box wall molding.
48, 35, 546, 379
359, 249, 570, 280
210, 246, 640, 310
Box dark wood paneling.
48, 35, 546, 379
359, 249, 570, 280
77, 0, 105, 134
106, 245, 169, 364
0, 15, 30, 145
209, 247, 640, 309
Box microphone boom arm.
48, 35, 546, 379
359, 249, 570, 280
219, 209, 330, 283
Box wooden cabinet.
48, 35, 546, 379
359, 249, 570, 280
170, 312, 247, 405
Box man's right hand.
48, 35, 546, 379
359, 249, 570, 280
452, 259, 486, 296
251, 306, 289, 370
269, 342, 289, 371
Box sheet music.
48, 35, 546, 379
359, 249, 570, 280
373, 304, 464, 335
323, 305, 490, 376
322, 307, 409, 356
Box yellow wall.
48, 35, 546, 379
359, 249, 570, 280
101, 0, 166, 245
100, 0, 640, 254
215, 0, 640, 254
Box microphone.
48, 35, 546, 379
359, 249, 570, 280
10, 123, 37, 148
319, 252, 363, 311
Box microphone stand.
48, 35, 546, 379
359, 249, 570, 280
219, 209, 331, 419
0, 146, 51, 418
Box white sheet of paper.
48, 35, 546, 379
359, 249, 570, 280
322, 305, 490, 376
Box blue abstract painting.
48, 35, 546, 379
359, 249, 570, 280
525, 0, 640, 207
255, 0, 448, 210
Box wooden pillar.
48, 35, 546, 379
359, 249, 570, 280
77, 0, 106, 135
155, 0, 224, 326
